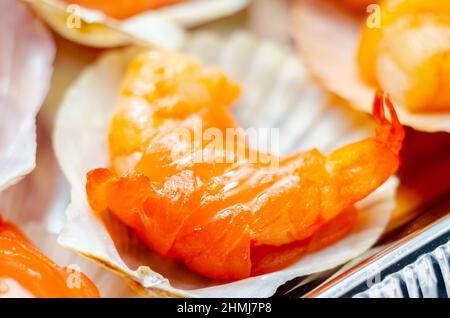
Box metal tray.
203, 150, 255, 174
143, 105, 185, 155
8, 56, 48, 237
295, 199, 450, 298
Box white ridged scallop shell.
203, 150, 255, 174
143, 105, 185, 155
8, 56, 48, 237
290, 0, 450, 133
25, 0, 249, 49
0, 0, 55, 192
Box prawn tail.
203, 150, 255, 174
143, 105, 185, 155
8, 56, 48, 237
324, 91, 405, 213
373, 90, 405, 156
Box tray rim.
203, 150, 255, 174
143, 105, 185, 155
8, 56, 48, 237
304, 203, 450, 298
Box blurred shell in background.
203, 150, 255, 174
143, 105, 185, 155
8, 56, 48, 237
0, 120, 135, 298
40, 34, 101, 129
1, 0, 447, 298
0, 0, 55, 192
25, 0, 249, 48
290, 0, 450, 132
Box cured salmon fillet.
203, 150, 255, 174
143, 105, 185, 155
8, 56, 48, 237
0, 217, 99, 298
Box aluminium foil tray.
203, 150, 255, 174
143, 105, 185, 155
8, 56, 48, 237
301, 200, 450, 298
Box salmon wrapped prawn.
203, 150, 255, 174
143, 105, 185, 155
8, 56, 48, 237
358, 0, 450, 112
86, 51, 404, 281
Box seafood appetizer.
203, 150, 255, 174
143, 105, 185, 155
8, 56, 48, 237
55, 32, 400, 297
85, 51, 403, 280
0, 217, 99, 298
27, 0, 249, 48
358, 0, 450, 113
291, 0, 450, 131
0, 123, 136, 298
0, 0, 55, 191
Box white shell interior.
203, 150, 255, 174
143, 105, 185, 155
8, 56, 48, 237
0, 0, 55, 191
26, 0, 249, 49
290, 0, 450, 133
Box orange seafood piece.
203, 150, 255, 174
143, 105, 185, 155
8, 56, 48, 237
86, 51, 404, 280
65, 0, 186, 20
250, 206, 358, 276
340, 0, 376, 13
358, 0, 450, 112
0, 217, 99, 298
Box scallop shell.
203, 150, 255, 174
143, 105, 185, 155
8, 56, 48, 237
141, 0, 250, 28
54, 31, 399, 297
0, 0, 55, 192
290, 0, 450, 133
40, 35, 101, 130
0, 121, 135, 298
25, 0, 249, 49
